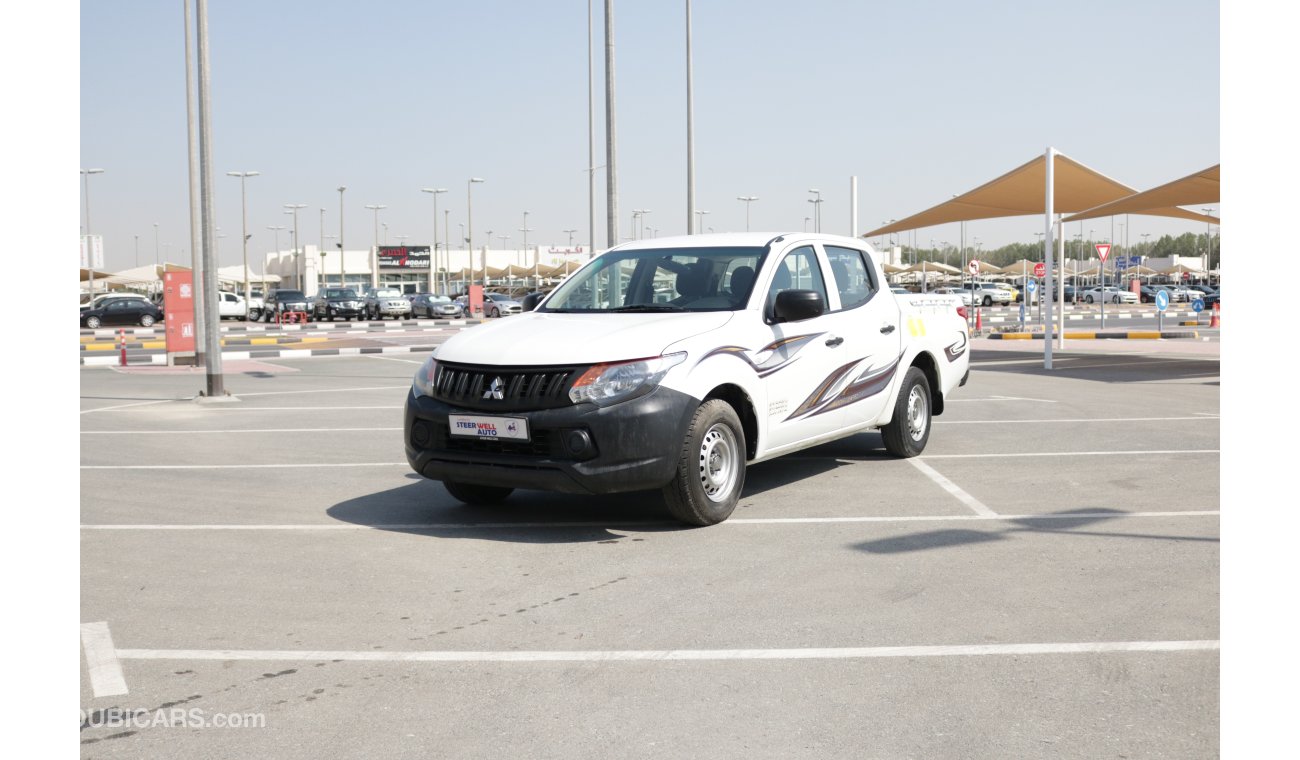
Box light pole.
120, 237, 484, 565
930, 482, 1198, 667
81, 168, 104, 296
382, 222, 389, 245
364, 204, 386, 289
807, 189, 822, 232
519, 210, 533, 264
803, 216, 811, 233
134, 234, 139, 267
458, 223, 465, 249
467, 178, 485, 285
444, 209, 451, 292
154, 223, 160, 266
422, 188, 448, 294
694, 209, 710, 233
267, 225, 285, 256
322, 234, 337, 290
1202, 207, 1216, 275
337, 186, 346, 288
284, 203, 306, 290
563, 229, 578, 247
736, 196, 758, 232
226, 171, 258, 299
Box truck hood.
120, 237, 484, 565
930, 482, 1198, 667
435, 311, 734, 366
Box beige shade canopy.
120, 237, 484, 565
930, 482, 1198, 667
863, 153, 1218, 239
997, 259, 1041, 275
901, 261, 961, 274
967, 259, 1003, 274
881, 262, 907, 274
1160, 263, 1205, 275
1063, 165, 1219, 223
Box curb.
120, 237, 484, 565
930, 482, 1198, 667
987, 331, 1200, 341
80, 318, 483, 338
81, 343, 439, 366
81, 335, 332, 351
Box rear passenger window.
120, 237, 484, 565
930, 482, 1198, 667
823, 246, 876, 310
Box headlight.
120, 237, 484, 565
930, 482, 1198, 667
569, 352, 687, 407
413, 356, 438, 398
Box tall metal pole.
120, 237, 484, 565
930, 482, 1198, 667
134, 235, 139, 267
337, 186, 346, 287
182, 0, 209, 364
285, 204, 306, 291
422, 188, 447, 294
1043, 146, 1055, 369
154, 223, 160, 266
444, 209, 450, 293
588, 0, 596, 250
604, 0, 619, 247
467, 178, 484, 284
81, 169, 104, 299
365, 204, 386, 289
849, 177, 857, 237
195, 0, 223, 394
738, 196, 757, 232
226, 172, 257, 303
686, 0, 695, 234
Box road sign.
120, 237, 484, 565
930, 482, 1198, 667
968, 259, 979, 275
1034, 262, 1046, 277
1192, 298, 1205, 312
1095, 243, 1111, 262
1026, 280, 1037, 293
1155, 290, 1170, 311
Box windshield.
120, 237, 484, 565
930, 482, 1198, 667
324, 289, 357, 298
541, 246, 766, 313
376, 289, 402, 297
277, 290, 305, 299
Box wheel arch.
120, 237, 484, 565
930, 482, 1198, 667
908, 350, 945, 417
702, 383, 759, 460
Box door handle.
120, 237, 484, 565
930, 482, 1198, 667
880, 324, 896, 334
825, 336, 844, 347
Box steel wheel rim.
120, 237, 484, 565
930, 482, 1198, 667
907, 385, 928, 442
698, 423, 739, 503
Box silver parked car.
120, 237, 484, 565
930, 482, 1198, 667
1082, 286, 1138, 305
363, 287, 413, 320
483, 292, 522, 317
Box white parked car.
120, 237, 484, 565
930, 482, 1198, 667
1082, 287, 1138, 305
960, 283, 1013, 306
405, 233, 971, 526
216, 291, 248, 319
932, 287, 976, 306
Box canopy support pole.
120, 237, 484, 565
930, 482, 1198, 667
1043, 147, 1055, 370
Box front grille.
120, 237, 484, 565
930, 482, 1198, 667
443, 427, 555, 457
433, 362, 579, 411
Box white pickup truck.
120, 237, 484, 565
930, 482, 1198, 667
405, 233, 970, 525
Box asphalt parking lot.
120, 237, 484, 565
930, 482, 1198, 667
80, 345, 1220, 758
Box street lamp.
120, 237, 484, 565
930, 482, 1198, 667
519, 210, 533, 263
563, 229, 578, 247
807, 189, 822, 232
226, 171, 259, 299
467, 177, 485, 284
133, 234, 139, 267
382, 222, 389, 245
81, 168, 104, 296
364, 204, 386, 290
736, 196, 758, 232
1201, 207, 1216, 274
285, 203, 307, 290
421, 188, 448, 294
694, 209, 710, 232
803, 216, 811, 233
267, 224, 285, 277
337, 186, 346, 288
153, 223, 160, 266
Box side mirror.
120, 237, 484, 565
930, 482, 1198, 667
521, 292, 545, 312
773, 289, 825, 322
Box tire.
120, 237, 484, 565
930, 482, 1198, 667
881, 366, 932, 458
1112, 295, 1122, 305
1086, 295, 1095, 304
661, 399, 746, 526
86, 316, 101, 329
248, 308, 261, 322
982, 295, 992, 306
140, 314, 156, 327
444, 480, 514, 505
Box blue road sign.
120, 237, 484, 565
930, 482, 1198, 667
1026, 280, 1037, 293
1192, 298, 1205, 312
1155, 290, 1170, 311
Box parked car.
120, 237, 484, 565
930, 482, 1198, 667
889, 286, 911, 295
483, 292, 523, 318
960, 283, 1012, 307
216, 291, 248, 320
404, 232, 971, 526
1189, 284, 1217, 296
1137, 285, 1164, 303
81, 293, 152, 313
364, 287, 413, 320
411, 294, 464, 319
262, 289, 312, 322
931, 287, 976, 306
1201, 289, 1220, 308
1082, 286, 1138, 305
81, 299, 165, 329
312, 288, 365, 321
1048, 285, 1083, 304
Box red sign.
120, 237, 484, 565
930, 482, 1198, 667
1034, 262, 1046, 278
468, 284, 484, 318
163, 271, 196, 355
1095, 243, 1111, 262
968, 259, 979, 275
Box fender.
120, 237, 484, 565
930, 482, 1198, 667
663, 350, 768, 453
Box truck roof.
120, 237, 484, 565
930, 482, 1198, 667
611, 232, 881, 252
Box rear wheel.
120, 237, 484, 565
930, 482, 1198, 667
982, 295, 992, 306
881, 367, 932, 458
1086, 295, 1095, 304
444, 480, 513, 505
86, 316, 102, 329
662, 400, 746, 526
140, 314, 156, 327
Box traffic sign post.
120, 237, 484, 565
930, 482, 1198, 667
968, 259, 980, 332
1192, 297, 1205, 326
1095, 243, 1112, 329
1155, 288, 1169, 332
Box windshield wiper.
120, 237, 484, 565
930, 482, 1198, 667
609, 304, 686, 312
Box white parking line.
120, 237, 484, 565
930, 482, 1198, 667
921, 449, 1219, 459
235, 385, 409, 398
80, 463, 407, 470
907, 459, 997, 517
81, 427, 402, 435
80, 399, 175, 415
79, 511, 1220, 530
948, 395, 1059, 403
365, 355, 425, 365
93, 406, 404, 412
80, 622, 129, 697
113, 639, 1219, 664
936, 416, 1218, 425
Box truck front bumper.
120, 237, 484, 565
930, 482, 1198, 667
404, 386, 697, 495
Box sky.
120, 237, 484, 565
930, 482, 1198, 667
79, 0, 1219, 272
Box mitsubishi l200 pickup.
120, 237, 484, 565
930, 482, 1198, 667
405, 233, 970, 525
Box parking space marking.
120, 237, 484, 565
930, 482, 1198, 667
921, 449, 1218, 460
81, 427, 402, 435
234, 385, 409, 398
80, 622, 129, 697
113, 639, 1219, 664
80, 399, 176, 415
93, 406, 404, 412
907, 459, 997, 517
936, 416, 1218, 425
79, 511, 1219, 530
80, 462, 407, 470
947, 395, 1059, 403
364, 355, 425, 365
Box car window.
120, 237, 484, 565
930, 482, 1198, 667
766, 246, 826, 318
107, 301, 131, 311
823, 246, 876, 311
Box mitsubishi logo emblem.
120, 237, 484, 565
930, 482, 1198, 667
484, 377, 505, 400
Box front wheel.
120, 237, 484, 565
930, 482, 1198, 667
982, 295, 992, 306
444, 480, 513, 505
86, 316, 102, 329
662, 399, 746, 526
1086, 295, 1095, 304
881, 367, 932, 458
140, 314, 156, 327
247, 308, 261, 322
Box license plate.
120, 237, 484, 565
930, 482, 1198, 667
448, 414, 530, 441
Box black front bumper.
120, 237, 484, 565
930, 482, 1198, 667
404, 386, 697, 495
323, 305, 363, 318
